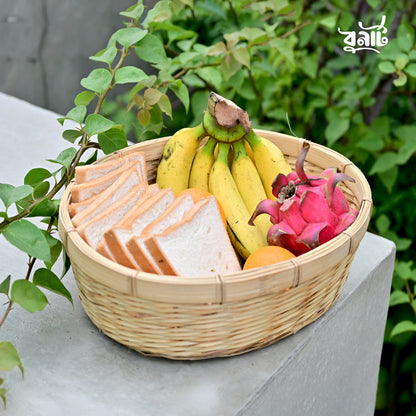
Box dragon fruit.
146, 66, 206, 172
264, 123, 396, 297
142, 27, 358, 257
249, 144, 358, 256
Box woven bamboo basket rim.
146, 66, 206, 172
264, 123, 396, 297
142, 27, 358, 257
58, 129, 372, 306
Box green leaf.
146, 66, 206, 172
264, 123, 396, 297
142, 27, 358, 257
169, 81, 189, 113
390, 290, 410, 307
238, 27, 267, 44
137, 108, 151, 128
378, 61, 396, 74
42, 232, 62, 270
394, 125, 416, 163
0, 276, 10, 295
269, 38, 294, 65
120, 3, 145, 20
375, 214, 390, 234
33, 268, 73, 305
2, 220, 51, 263
66, 105, 87, 124
144, 88, 163, 105
377, 166, 398, 193
74, 91, 96, 106
367, 0, 379, 7
89, 46, 117, 65
0, 184, 33, 210
397, 23, 415, 52
80, 69, 112, 94
62, 129, 83, 143
0, 342, 23, 376
405, 63, 416, 78
390, 320, 416, 338
85, 114, 116, 137
393, 73, 407, 87
208, 42, 227, 56
378, 38, 400, 61
97, 127, 128, 155
112, 27, 147, 48
232, 46, 251, 68
114, 66, 148, 85
11, 279, 48, 313
301, 53, 319, 79
369, 151, 398, 175
142, 0, 172, 27
135, 34, 167, 64
395, 53, 409, 71
28, 198, 59, 218
157, 94, 172, 118
221, 54, 242, 81
47, 147, 77, 170
319, 13, 338, 30
325, 118, 349, 145
24, 168, 51, 187
357, 130, 384, 152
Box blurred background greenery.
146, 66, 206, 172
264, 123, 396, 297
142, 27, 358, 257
96, 1, 415, 414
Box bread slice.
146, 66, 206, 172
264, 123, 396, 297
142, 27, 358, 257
144, 196, 241, 277
96, 239, 117, 262
126, 193, 195, 274
74, 151, 147, 184
71, 157, 147, 203
76, 184, 156, 250
70, 169, 145, 226
104, 188, 175, 269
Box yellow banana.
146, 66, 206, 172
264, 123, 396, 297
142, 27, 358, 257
209, 142, 267, 259
245, 131, 292, 199
226, 224, 249, 263
188, 136, 217, 191
243, 139, 255, 163
231, 140, 273, 238
156, 124, 205, 195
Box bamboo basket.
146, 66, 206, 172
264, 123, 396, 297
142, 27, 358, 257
58, 129, 372, 360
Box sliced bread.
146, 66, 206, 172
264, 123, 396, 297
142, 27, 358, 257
71, 159, 144, 203
70, 169, 145, 226
96, 239, 117, 262
104, 188, 175, 269
76, 184, 157, 250
74, 151, 147, 184
144, 196, 242, 277
126, 193, 195, 274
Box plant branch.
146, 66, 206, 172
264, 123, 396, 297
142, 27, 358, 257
94, 47, 130, 114
278, 21, 311, 39
405, 279, 416, 318
0, 302, 13, 328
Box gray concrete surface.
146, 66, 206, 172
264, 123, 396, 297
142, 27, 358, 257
0, 0, 135, 115
0, 92, 396, 415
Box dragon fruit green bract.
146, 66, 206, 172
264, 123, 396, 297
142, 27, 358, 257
249, 143, 358, 256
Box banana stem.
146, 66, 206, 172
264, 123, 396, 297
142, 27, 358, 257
244, 129, 261, 147
207, 92, 251, 132
216, 142, 231, 164
232, 139, 247, 161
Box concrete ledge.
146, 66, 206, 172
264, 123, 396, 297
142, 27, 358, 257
0, 93, 396, 415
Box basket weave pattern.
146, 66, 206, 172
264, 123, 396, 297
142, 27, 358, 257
58, 130, 372, 359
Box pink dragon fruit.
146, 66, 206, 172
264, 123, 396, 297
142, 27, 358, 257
249, 144, 358, 256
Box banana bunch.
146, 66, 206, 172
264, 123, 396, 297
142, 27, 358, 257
156, 93, 292, 260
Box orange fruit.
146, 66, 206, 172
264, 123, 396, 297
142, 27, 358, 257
177, 188, 227, 228
243, 245, 296, 270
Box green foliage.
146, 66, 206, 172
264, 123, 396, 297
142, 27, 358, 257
0, 0, 414, 411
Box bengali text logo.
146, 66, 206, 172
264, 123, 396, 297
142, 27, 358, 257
338, 15, 389, 54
